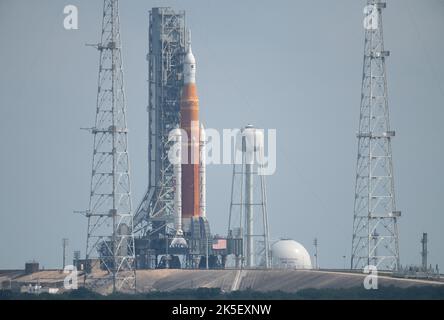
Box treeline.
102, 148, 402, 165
1, 286, 444, 300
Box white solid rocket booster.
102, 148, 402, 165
171, 128, 187, 248
200, 123, 206, 218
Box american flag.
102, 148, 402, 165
212, 239, 227, 250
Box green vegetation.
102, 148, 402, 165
1, 286, 444, 300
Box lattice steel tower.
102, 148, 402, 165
228, 125, 270, 269
134, 8, 186, 235
351, 0, 400, 271
85, 0, 136, 292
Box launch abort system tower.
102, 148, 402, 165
350, 0, 400, 271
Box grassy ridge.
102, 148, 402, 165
1, 286, 444, 300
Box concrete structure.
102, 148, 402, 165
1, 269, 443, 295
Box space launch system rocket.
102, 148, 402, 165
171, 32, 206, 247
180, 32, 206, 220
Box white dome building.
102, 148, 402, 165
271, 239, 312, 269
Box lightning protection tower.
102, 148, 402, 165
85, 0, 136, 292
421, 233, 428, 271
228, 125, 270, 269
351, 0, 400, 271
62, 238, 68, 270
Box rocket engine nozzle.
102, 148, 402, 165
170, 230, 188, 248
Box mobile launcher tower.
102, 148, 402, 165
133, 8, 226, 269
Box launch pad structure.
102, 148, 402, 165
79, 2, 413, 280
134, 7, 185, 234
132, 7, 228, 270
82, 6, 270, 278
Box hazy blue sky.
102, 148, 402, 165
0, 0, 443, 270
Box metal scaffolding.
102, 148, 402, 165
85, 0, 136, 292
134, 8, 186, 236
351, 0, 400, 271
